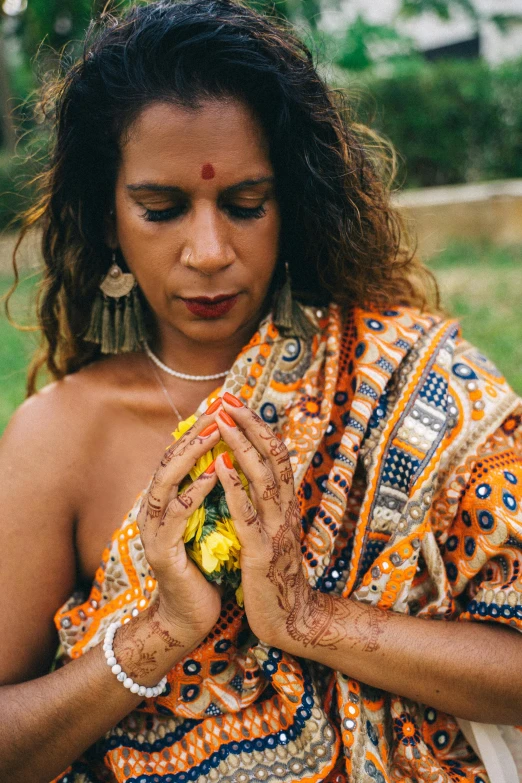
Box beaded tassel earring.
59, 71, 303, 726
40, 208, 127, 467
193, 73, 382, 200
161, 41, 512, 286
273, 261, 319, 340
85, 252, 147, 353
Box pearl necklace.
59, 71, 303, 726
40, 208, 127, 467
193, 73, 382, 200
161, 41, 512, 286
144, 341, 231, 381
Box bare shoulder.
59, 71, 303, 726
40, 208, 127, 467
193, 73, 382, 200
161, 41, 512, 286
2, 354, 144, 464
0, 354, 144, 684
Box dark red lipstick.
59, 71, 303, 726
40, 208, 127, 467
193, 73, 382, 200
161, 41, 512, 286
182, 293, 239, 319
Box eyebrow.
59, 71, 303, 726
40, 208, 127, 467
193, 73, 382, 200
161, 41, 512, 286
126, 176, 275, 195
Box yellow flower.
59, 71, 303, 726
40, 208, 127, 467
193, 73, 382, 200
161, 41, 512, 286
183, 504, 206, 544
217, 518, 241, 569
188, 540, 203, 569
172, 414, 214, 480
199, 525, 241, 574
172, 413, 245, 604
172, 414, 198, 441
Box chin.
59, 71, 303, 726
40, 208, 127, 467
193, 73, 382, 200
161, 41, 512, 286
179, 316, 245, 341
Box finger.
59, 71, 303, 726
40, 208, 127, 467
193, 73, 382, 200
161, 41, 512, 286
214, 453, 266, 549
215, 409, 281, 512
157, 462, 219, 543
138, 403, 223, 537
148, 421, 221, 525
220, 393, 294, 498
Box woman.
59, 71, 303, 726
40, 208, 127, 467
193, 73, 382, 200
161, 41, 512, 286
1, 1, 521, 781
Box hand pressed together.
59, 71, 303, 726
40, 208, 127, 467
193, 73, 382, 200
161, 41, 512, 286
136, 404, 226, 648
213, 392, 314, 648
137, 391, 323, 653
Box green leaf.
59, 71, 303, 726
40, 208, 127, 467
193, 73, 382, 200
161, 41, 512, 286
218, 493, 231, 520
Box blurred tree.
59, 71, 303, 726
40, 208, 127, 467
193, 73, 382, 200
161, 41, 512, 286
0, 0, 520, 154
400, 0, 479, 24
335, 15, 417, 71
0, 30, 16, 150
331, 0, 522, 73
20, 0, 109, 63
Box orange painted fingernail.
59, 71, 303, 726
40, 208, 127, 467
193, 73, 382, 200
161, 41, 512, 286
204, 459, 216, 475
218, 410, 237, 427
223, 392, 244, 408
200, 422, 218, 438
223, 452, 234, 469
205, 398, 222, 415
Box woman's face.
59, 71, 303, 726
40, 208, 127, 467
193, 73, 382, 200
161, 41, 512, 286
113, 99, 281, 346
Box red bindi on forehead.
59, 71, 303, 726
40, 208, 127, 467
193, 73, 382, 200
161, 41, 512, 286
201, 163, 216, 180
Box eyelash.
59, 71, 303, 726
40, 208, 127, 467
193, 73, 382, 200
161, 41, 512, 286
142, 203, 267, 223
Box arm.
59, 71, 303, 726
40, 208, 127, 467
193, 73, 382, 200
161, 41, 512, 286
0, 602, 204, 783
0, 387, 225, 781
271, 593, 522, 725
210, 394, 522, 727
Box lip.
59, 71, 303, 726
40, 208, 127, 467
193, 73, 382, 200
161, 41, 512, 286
182, 293, 239, 303
182, 294, 239, 319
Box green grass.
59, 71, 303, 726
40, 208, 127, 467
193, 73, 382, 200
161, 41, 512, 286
0, 240, 521, 434
428, 241, 522, 394
0, 272, 40, 433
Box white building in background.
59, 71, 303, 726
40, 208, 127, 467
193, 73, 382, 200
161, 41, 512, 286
321, 0, 522, 64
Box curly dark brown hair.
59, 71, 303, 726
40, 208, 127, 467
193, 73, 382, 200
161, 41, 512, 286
7, 0, 438, 396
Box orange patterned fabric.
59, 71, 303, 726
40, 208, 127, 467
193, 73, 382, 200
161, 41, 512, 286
52, 305, 522, 783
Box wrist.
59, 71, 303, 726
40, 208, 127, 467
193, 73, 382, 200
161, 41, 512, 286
145, 597, 206, 653
109, 605, 186, 687
104, 621, 167, 698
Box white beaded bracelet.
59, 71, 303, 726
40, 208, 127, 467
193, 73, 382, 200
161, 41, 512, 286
103, 621, 168, 699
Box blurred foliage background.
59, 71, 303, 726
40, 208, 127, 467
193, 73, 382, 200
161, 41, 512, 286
0, 0, 521, 430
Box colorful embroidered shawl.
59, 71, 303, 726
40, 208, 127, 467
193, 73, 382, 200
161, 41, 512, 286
53, 304, 522, 783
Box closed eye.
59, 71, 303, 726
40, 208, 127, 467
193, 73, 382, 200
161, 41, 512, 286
141, 202, 267, 223
142, 204, 186, 223
225, 204, 266, 220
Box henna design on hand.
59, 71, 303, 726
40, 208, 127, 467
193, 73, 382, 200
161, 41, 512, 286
279, 465, 294, 485
267, 497, 301, 611
176, 494, 194, 510
160, 443, 177, 468
160, 426, 215, 470
114, 634, 158, 678
147, 599, 184, 653
262, 479, 281, 507
355, 606, 389, 653
175, 432, 214, 459
112, 615, 163, 681
147, 493, 163, 519
274, 452, 294, 486
250, 410, 266, 427
259, 431, 287, 458
266, 497, 389, 651
242, 496, 261, 529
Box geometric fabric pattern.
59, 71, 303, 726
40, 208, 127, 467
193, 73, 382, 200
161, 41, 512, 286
51, 305, 522, 783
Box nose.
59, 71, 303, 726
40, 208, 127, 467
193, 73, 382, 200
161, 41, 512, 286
182, 203, 235, 275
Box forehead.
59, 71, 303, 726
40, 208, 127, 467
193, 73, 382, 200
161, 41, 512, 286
120, 100, 271, 180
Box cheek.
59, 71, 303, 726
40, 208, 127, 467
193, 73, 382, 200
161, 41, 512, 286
249, 208, 280, 261
115, 207, 176, 276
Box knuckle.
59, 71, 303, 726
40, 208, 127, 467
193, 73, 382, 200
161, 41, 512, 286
160, 443, 178, 466
259, 464, 275, 483
166, 494, 192, 518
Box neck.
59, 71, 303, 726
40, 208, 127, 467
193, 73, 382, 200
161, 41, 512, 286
150, 312, 264, 378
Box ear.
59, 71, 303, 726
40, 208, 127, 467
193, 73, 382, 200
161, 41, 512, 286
104, 208, 118, 250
